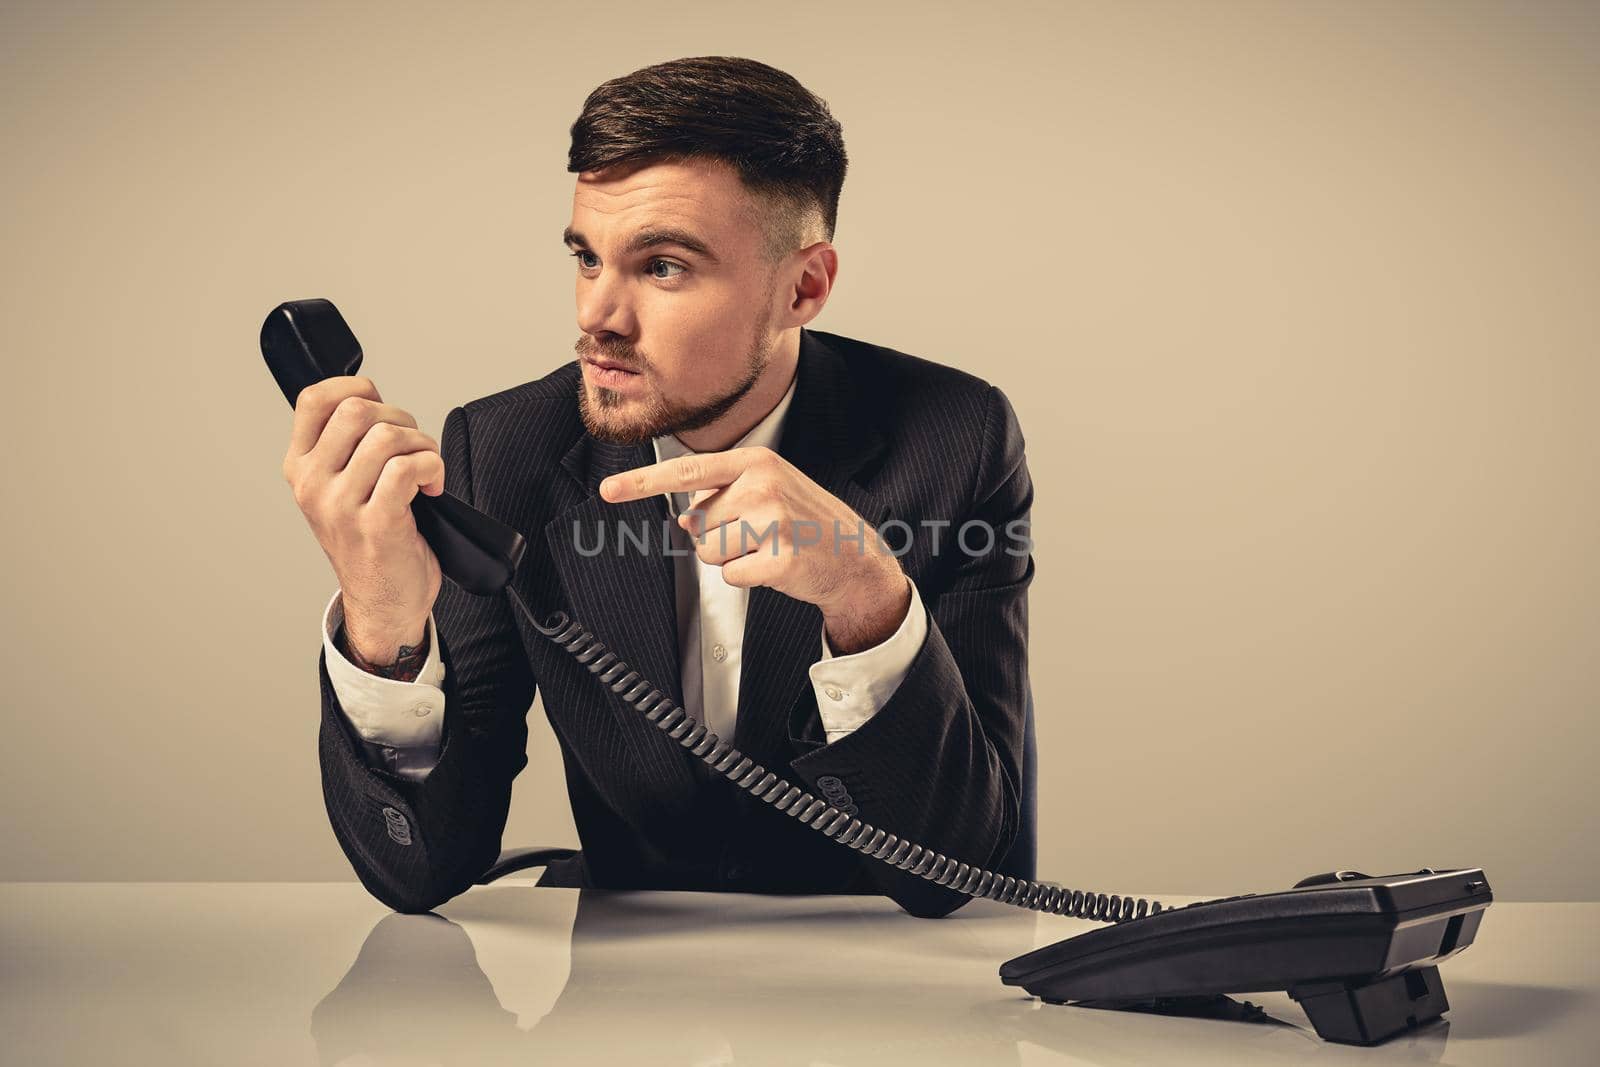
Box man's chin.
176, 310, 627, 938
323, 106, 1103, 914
577, 383, 662, 445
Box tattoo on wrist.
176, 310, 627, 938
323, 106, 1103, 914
337, 624, 429, 682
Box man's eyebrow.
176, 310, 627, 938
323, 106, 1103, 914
562, 225, 720, 263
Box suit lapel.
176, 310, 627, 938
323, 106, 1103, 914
545, 433, 695, 799
734, 329, 889, 764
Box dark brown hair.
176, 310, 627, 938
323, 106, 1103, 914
568, 56, 847, 263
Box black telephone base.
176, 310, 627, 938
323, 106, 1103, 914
1001, 868, 1489, 1046
1288, 965, 1449, 1046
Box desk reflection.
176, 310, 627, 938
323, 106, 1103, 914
310, 889, 1449, 1066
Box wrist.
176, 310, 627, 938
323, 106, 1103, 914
821, 564, 910, 656
338, 617, 430, 680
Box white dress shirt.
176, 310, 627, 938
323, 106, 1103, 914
323, 367, 928, 782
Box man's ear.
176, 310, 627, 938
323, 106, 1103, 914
785, 242, 838, 325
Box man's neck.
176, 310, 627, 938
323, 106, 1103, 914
671, 329, 801, 452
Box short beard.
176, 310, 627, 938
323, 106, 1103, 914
576, 300, 778, 447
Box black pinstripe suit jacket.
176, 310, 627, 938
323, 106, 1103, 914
316, 326, 1033, 917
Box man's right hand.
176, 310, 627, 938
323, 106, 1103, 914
282, 375, 444, 665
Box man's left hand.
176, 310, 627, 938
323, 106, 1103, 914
600, 446, 909, 654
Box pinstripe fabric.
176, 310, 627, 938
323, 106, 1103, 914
317, 327, 1032, 916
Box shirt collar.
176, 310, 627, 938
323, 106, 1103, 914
652, 367, 799, 517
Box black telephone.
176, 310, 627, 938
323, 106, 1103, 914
262, 298, 1492, 1046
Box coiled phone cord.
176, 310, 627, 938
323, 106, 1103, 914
505, 586, 1165, 924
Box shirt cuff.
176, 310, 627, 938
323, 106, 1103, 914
808, 576, 928, 744
322, 588, 446, 750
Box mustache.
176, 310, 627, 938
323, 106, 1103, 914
575, 337, 645, 371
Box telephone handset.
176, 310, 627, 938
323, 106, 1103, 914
262, 299, 527, 596
262, 298, 1492, 1046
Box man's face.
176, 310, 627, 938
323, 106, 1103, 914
566, 157, 788, 445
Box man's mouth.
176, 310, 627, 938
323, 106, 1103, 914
583, 355, 637, 373
582, 354, 644, 390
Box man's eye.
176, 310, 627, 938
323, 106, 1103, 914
570, 250, 598, 269
648, 258, 685, 280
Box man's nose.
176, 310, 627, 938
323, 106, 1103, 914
575, 268, 636, 338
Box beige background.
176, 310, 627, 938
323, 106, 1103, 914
2, 0, 1595, 900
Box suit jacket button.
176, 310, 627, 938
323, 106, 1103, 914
382, 806, 412, 846
817, 775, 843, 792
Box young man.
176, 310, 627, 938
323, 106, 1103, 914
283, 56, 1033, 917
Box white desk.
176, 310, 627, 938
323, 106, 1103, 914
2, 883, 1594, 1065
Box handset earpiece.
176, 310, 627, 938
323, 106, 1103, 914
261, 298, 526, 596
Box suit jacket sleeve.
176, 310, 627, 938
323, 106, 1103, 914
316, 404, 535, 913
790, 384, 1032, 917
